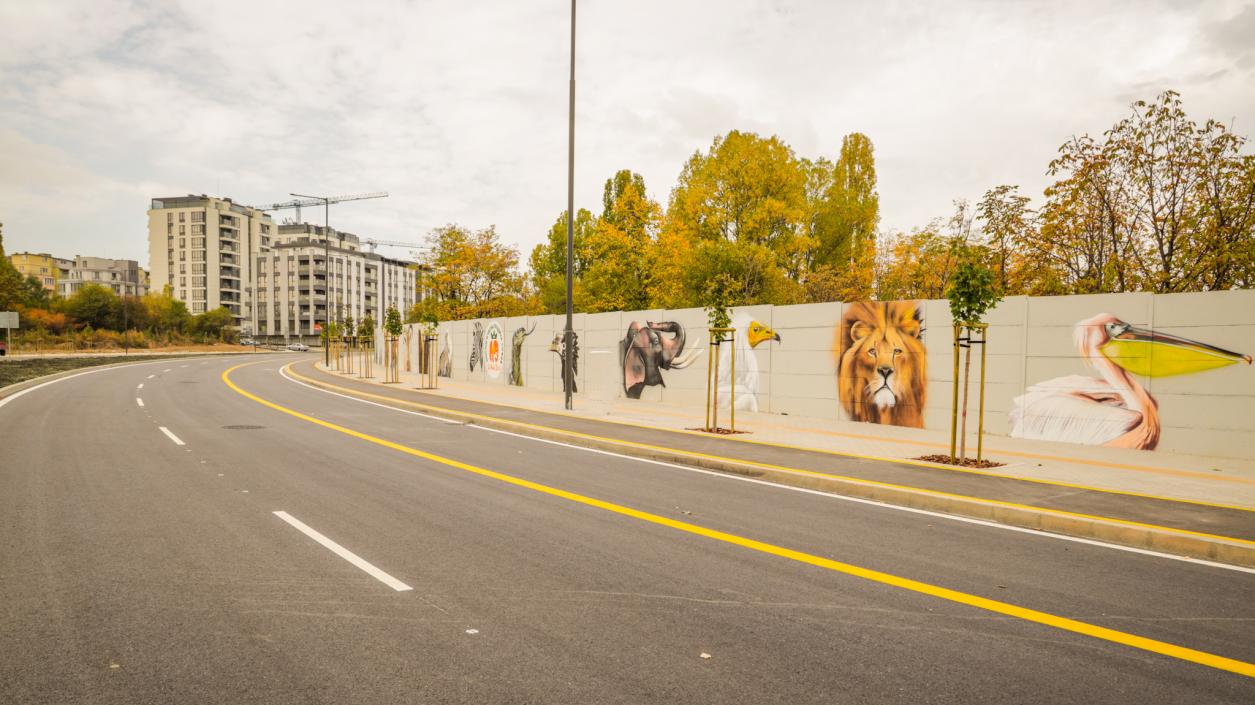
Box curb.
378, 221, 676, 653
298, 366, 1255, 569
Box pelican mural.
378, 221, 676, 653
549, 332, 578, 393
1010, 313, 1252, 450
620, 321, 702, 399
508, 322, 537, 386
715, 313, 780, 412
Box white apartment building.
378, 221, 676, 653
147, 195, 417, 340
147, 195, 274, 324
57, 256, 147, 297
254, 224, 416, 342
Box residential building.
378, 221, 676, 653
58, 256, 147, 297
10, 252, 72, 292
147, 195, 274, 324
253, 224, 416, 342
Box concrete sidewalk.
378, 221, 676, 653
297, 357, 1255, 565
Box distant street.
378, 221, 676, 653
1, 354, 1252, 704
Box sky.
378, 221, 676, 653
1, 0, 1253, 266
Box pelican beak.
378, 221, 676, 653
1101, 325, 1252, 378
748, 323, 781, 349
548, 337, 560, 353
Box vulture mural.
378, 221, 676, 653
715, 313, 780, 412
549, 332, 579, 393
619, 321, 702, 399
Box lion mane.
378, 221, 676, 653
837, 301, 926, 428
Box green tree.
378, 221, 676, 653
946, 251, 1003, 463
65, 283, 118, 330
529, 208, 594, 314
0, 228, 29, 311
384, 305, 404, 337
191, 307, 235, 341
358, 314, 375, 339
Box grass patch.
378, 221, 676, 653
0, 355, 211, 389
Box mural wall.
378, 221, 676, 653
432, 290, 1255, 459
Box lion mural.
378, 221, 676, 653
837, 301, 926, 428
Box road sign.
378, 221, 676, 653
0, 312, 17, 329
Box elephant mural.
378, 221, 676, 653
619, 321, 701, 399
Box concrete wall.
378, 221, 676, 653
430, 290, 1255, 459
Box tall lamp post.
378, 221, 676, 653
562, 0, 576, 411
291, 193, 331, 366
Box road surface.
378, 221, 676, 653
1, 354, 1251, 703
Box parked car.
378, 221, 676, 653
0, 340, 6, 356
287, 343, 309, 352
239, 338, 256, 346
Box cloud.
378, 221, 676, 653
1, 0, 1252, 266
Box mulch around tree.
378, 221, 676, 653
917, 454, 1005, 469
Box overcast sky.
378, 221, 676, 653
1, 0, 1252, 266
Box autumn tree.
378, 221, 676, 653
422, 224, 532, 320
807, 132, 879, 301
582, 170, 662, 312
666, 131, 809, 305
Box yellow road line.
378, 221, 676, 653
285, 364, 1255, 545
226, 362, 1254, 678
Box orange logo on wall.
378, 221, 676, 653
484, 322, 504, 378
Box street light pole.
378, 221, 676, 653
562, 0, 576, 411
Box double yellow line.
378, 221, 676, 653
223, 362, 1254, 678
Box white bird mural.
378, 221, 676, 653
1010, 313, 1251, 450
715, 313, 781, 412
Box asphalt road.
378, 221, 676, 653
1, 354, 1252, 704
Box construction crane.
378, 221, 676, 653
362, 238, 428, 255
253, 191, 388, 223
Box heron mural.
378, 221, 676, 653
1010, 313, 1252, 450
619, 321, 702, 399
508, 322, 537, 386
715, 313, 780, 412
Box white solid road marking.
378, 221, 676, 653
158, 426, 185, 446
147, 374, 155, 379
272, 511, 413, 592
136, 398, 144, 407
163, 369, 171, 372
279, 366, 1255, 575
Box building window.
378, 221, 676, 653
192, 263, 205, 274
192, 289, 205, 301
179, 263, 186, 274
167, 223, 173, 234
191, 251, 204, 261
191, 212, 205, 223
192, 276, 206, 287
179, 251, 186, 261
179, 277, 186, 287
191, 237, 205, 248
180, 225, 186, 235
167, 212, 174, 223
179, 212, 185, 222
179, 238, 185, 249
192, 302, 205, 313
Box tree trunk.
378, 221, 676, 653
959, 341, 972, 461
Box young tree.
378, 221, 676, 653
384, 305, 404, 337
946, 252, 1003, 462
